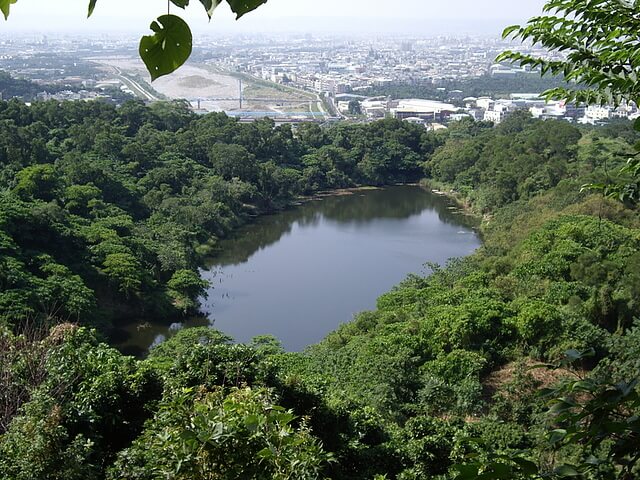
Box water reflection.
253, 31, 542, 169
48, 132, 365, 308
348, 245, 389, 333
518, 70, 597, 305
116, 186, 480, 354
209, 187, 477, 268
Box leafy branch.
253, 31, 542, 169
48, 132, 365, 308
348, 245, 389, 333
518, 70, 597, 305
498, 0, 640, 204
1, 0, 269, 80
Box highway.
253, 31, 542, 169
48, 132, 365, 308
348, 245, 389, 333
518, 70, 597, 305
223, 70, 330, 120
110, 66, 159, 101
192, 97, 308, 104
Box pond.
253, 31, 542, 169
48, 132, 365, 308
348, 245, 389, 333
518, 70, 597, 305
117, 185, 481, 354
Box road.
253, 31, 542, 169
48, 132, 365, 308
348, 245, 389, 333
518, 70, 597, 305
192, 97, 308, 104
110, 66, 160, 101
223, 69, 330, 120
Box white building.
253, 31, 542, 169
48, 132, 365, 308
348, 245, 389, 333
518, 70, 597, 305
585, 105, 611, 120
468, 108, 485, 121
484, 110, 505, 124
476, 97, 494, 111
389, 99, 457, 122
529, 106, 546, 118
337, 101, 351, 114
361, 98, 388, 118
490, 64, 525, 76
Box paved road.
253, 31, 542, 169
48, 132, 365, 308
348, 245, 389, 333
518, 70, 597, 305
111, 66, 159, 101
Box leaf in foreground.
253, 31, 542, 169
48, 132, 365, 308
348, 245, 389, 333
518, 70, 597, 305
139, 14, 193, 81
226, 0, 268, 19
87, 0, 97, 17
199, 0, 222, 18
0, 0, 17, 20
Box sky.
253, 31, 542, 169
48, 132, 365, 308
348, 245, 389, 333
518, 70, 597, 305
2, 0, 548, 35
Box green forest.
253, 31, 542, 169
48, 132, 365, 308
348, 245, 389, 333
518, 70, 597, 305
1, 90, 639, 479
0, 71, 72, 101
356, 74, 574, 103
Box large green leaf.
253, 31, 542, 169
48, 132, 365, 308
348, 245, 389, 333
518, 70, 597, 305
199, 0, 222, 18
87, 0, 97, 17
139, 15, 193, 81
0, 0, 17, 20
170, 0, 190, 7
226, 0, 268, 19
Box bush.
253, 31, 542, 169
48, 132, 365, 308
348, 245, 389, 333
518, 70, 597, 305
108, 387, 330, 480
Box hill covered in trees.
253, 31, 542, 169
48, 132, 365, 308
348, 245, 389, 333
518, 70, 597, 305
357, 73, 575, 103
0, 98, 428, 335
0, 70, 63, 100
1, 98, 639, 479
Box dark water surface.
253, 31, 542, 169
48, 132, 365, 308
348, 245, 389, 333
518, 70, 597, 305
117, 186, 480, 354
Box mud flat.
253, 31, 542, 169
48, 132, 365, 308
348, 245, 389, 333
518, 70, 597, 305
91, 57, 242, 110
91, 57, 318, 115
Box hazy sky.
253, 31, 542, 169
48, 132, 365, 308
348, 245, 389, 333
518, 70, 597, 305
2, 0, 548, 35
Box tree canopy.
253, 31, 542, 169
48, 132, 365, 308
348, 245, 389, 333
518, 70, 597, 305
498, 0, 640, 202
1, 93, 639, 480
1, 0, 640, 478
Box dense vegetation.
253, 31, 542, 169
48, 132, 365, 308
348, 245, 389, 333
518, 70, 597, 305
1, 92, 639, 479
0, 70, 134, 105
0, 97, 429, 335
357, 73, 574, 103
0, 70, 69, 101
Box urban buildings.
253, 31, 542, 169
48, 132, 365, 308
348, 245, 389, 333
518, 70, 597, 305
0, 32, 637, 127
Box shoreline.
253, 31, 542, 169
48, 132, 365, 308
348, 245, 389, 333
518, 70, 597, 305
117, 182, 483, 354
419, 178, 486, 222
201, 181, 481, 257
198, 180, 483, 267
299, 184, 411, 202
